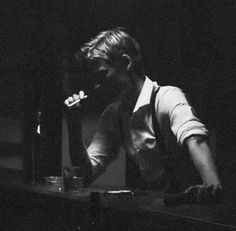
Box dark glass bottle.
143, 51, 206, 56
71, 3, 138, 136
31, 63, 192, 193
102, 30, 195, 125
33, 111, 41, 183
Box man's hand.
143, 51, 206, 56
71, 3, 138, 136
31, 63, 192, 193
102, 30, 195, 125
185, 184, 223, 204
185, 135, 223, 204
164, 184, 223, 206
64, 91, 88, 108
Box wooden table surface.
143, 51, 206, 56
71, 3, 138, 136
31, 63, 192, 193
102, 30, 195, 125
0, 168, 235, 231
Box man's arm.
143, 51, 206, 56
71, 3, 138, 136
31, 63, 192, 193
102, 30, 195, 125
64, 92, 121, 185
185, 135, 222, 203
158, 87, 223, 203
186, 135, 220, 185
64, 92, 93, 185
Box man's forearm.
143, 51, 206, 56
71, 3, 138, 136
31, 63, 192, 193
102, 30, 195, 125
186, 136, 221, 185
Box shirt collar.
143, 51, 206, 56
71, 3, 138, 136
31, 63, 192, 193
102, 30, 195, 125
133, 76, 158, 113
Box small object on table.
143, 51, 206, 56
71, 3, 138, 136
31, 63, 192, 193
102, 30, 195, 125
44, 176, 64, 192
63, 166, 87, 192
106, 190, 134, 195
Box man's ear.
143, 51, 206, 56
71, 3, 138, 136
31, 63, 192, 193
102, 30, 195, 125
122, 54, 132, 71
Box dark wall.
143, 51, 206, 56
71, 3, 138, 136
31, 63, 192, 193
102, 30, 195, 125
0, 0, 36, 169
0, 0, 63, 178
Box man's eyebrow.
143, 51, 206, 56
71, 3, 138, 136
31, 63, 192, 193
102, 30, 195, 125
94, 68, 109, 74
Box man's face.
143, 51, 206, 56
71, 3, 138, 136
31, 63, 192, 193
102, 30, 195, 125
92, 60, 128, 92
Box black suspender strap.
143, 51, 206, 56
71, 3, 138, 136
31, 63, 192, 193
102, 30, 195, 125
150, 87, 167, 156
150, 87, 179, 192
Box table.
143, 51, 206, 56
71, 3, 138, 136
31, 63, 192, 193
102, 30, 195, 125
0, 168, 235, 231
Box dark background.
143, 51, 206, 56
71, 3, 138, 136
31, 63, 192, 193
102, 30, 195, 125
0, 0, 235, 193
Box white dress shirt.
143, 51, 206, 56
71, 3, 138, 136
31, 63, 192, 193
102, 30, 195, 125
87, 76, 208, 183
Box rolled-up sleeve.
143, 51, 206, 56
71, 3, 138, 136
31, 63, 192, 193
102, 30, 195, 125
159, 87, 208, 145
87, 103, 121, 176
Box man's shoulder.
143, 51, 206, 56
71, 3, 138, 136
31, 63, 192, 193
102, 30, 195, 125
155, 85, 188, 112
159, 85, 182, 92
157, 85, 184, 99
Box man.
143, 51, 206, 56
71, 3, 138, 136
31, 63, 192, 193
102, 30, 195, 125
64, 28, 222, 203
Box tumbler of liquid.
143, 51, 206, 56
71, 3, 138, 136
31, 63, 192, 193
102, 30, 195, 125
71, 167, 87, 191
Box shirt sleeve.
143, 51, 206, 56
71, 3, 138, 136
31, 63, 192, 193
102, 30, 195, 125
158, 87, 208, 145
87, 102, 122, 176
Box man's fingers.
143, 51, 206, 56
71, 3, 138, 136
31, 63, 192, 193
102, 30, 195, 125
185, 185, 199, 194
64, 91, 87, 108
213, 184, 222, 195
196, 185, 205, 203
68, 96, 74, 103
64, 97, 74, 106
197, 185, 215, 203
73, 94, 80, 101
212, 184, 223, 202
185, 184, 223, 204
79, 91, 88, 100
79, 91, 85, 98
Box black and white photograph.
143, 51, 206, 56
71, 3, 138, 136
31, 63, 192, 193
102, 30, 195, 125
0, 1, 235, 230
